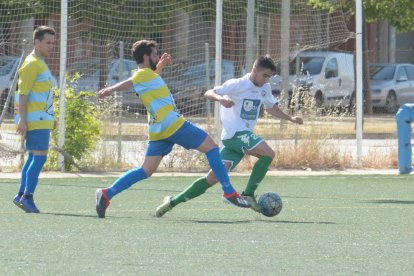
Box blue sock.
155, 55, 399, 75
106, 167, 148, 199
206, 147, 235, 194
18, 153, 34, 194
24, 155, 47, 195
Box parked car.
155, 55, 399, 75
167, 59, 235, 114
0, 56, 21, 117
270, 51, 355, 109
68, 58, 235, 115
69, 58, 136, 91
369, 63, 414, 113
168, 59, 235, 93
68, 58, 143, 112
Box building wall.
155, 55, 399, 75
396, 31, 414, 64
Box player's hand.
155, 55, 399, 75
155, 53, 173, 74
53, 120, 58, 130
16, 120, 27, 136
97, 87, 113, 98
159, 53, 173, 66
155, 53, 172, 74
291, 116, 303, 124
219, 95, 235, 108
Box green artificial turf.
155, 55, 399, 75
1, 175, 413, 275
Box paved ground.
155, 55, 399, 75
0, 169, 398, 179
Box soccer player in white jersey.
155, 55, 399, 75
13, 26, 56, 213
95, 40, 249, 218
156, 55, 303, 216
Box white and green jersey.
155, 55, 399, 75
214, 73, 277, 140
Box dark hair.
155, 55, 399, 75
33, 26, 55, 42
256, 55, 277, 73
132, 40, 157, 64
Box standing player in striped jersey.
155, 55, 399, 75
13, 26, 56, 213
95, 40, 249, 218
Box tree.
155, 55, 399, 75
309, 0, 414, 32
2, 0, 187, 89
309, 0, 414, 114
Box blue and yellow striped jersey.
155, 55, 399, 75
131, 68, 184, 141
14, 52, 54, 131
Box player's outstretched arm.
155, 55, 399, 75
97, 79, 133, 98
266, 104, 303, 124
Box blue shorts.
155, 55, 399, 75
146, 121, 208, 156
26, 129, 51, 151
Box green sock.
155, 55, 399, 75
244, 155, 273, 195
171, 177, 212, 206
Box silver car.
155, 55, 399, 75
370, 63, 414, 113
0, 56, 21, 116
68, 58, 142, 112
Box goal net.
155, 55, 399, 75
0, 0, 352, 170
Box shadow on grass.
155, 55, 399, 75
37, 183, 185, 194
363, 199, 414, 205
175, 219, 252, 224
40, 212, 132, 219
261, 220, 336, 225
174, 219, 336, 225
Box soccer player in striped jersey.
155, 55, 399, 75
95, 40, 249, 218
13, 26, 56, 213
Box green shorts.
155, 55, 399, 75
220, 130, 263, 171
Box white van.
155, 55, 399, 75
270, 51, 355, 108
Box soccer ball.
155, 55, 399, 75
258, 192, 283, 217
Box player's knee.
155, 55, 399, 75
205, 135, 219, 148
197, 135, 219, 153
206, 172, 219, 185
142, 167, 155, 177
224, 161, 232, 172
32, 150, 48, 156
266, 149, 275, 160
147, 170, 156, 177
